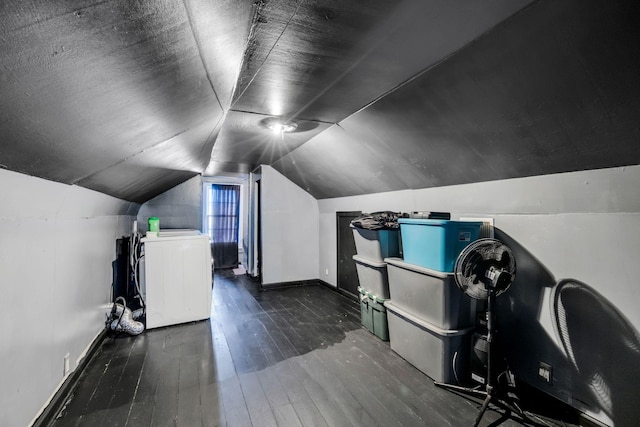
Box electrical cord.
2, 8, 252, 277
112, 296, 127, 331
107, 232, 146, 335
133, 253, 145, 310
127, 231, 146, 316
452, 350, 461, 385
494, 369, 555, 427
451, 340, 481, 389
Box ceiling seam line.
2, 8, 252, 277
202, 113, 226, 165
230, 0, 304, 111
70, 129, 192, 185
283, 9, 405, 124
180, 0, 224, 112
270, 122, 339, 169
339, 0, 543, 125
227, 0, 264, 108
228, 108, 335, 125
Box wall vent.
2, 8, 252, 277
460, 217, 494, 239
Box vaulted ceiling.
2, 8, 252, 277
2, 0, 639, 203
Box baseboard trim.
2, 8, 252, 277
260, 278, 320, 291
31, 327, 107, 427
317, 279, 358, 301
515, 378, 609, 427
260, 279, 359, 302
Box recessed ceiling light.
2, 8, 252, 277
261, 117, 298, 134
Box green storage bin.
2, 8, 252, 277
359, 287, 374, 333
358, 286, 389, 341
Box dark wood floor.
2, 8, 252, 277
49, 270, 579, 427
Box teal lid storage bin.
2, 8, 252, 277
398, 219, 482, 272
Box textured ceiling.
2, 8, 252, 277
0, 0, 251, 203
273, 0, 640, 198
1, 0, 639, 203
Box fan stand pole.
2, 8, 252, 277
435, 288, 534, 426
433, 288, 498, 426
472, 287, 496, 427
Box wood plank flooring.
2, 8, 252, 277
49, 270, 579, 427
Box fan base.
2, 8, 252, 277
434, 381, 539, 427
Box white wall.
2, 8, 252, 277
137, 175, 203, 232
0, 169, 137, 427
260, 166, 319, 286
318, 165, 640, 426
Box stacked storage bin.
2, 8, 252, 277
357, 286, 389, 341
384, 219, 482, 383
351, 225, 400, 341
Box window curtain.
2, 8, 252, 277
210, 184, 240, 268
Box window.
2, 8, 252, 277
206, 184, 240, 243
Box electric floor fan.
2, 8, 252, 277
434, 238, 534, 426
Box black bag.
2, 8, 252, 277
350, 211, 407, 230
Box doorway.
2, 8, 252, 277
205, 184, 240, 269
246, 173, 262, 280
336, 211, 361, 298
254, 179, 262, 280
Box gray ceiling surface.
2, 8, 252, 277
2, 0, 639, 203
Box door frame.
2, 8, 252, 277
336, 211, 362, 299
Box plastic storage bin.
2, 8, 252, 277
385, 301, 472, 383
384, 257, 475, 329
353, 255, 390, 299
358, 287, 389, 341
398, 219, 482, 272
351, 225, 400, 262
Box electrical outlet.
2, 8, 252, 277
538, 361, 552, 384
64, 353, 70, 376
325, 268, 329, 276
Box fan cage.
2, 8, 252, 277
454, 238, 516, 300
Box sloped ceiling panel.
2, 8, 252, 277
272, 0, 640, 199
270, 125, 420, 199
78, 120, 222, 203
184, 0, 255, 110
5, 0, 637, 203
205, 110, 331, 176
210, 0, 532, 175
231, 0, 404, 121
0, 0, 252, 202
231, 0, 532, 122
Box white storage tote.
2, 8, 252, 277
385, 301, 473, 384
353, 254, 390, 299
351, 225, 400, 262
385, 257, 475, 329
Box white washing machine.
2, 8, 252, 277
141, 231, 212, 329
